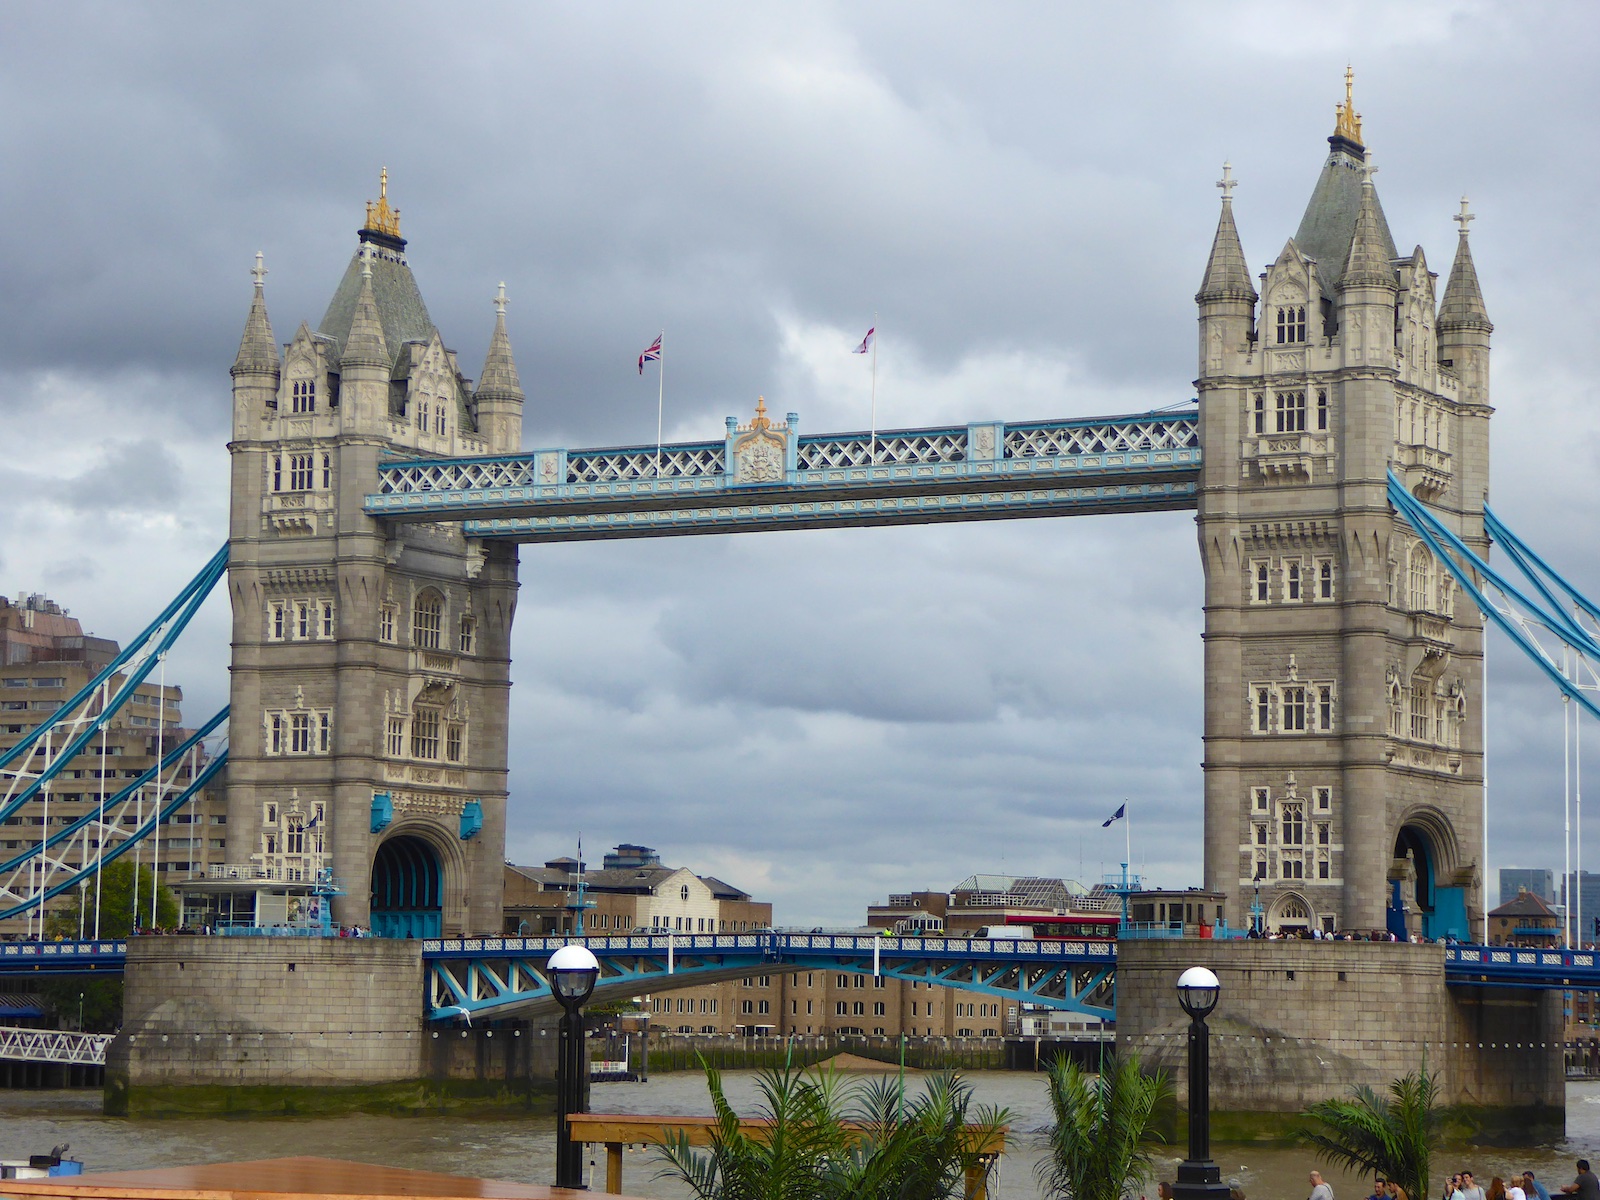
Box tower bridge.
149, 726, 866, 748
8, 79, 1589, 1127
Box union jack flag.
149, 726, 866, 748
638, 334, 662, 374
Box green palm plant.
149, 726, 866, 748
656, 1061, 1009, 1200
1300, 1067, 1440, 1200
1036, 1053, 1169, 1200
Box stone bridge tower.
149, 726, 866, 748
224, 175, 522, 935
1196, 77, 1493, 937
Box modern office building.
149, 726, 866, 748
1499, 867, 1554, 907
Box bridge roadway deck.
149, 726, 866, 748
364, 410, 1201, 541
4, 938, 1589, 1020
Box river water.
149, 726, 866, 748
3, 1076, 1599, 1200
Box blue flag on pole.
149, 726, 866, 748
1102, 803, 1126, 828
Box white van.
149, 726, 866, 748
977, 925, 1034, 940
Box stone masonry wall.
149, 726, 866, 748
1116, 939, 1562, 1132
107, 938, 426, 1090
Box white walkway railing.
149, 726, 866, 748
0, 1025, 113, 1065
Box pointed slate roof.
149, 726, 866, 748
1294, 144, 1397, 299
319, 180, 436, 360
1340, 179, 1398, 291
340, 255, 390, 367
1439, 215, 1492, 331
476, 287, 523, 398
1196, 187, 1257, 304
232, 255, 279, 375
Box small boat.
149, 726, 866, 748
0, 1143, 84, 1179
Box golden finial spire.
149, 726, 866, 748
363, 166, 402, 238
1334, 65, 1363, 145
749, 395, 772, 430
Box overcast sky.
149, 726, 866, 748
3, 3, 1599, 925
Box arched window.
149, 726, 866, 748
410, 707, 440, 759
1276, 305, 1307, 344
1388, 681, 1404, 737
413, 591, 443, 649
1408, 545, 1431, 612
291, 378, 315, 414
458, 614, 476, 655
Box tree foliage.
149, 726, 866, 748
656, 1062, 1009, 1200
1300, 1068, 1441, 1200
44, 859, 178, 940
1036, 1052, 1169, 1200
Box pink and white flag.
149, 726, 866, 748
852, 327, 875, 354
638, 334, 662, 375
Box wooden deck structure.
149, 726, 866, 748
0, 1155, 650, 1200
567, 1113, 1007, 1199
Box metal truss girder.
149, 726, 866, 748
0, 940, 127, 975
1444, 945, 1600, 991
365, 411, 1201, 538
0, 1025, 114, 1065
459, 481, 1198, 543
422, 934, 1119, 1021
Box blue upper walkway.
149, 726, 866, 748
364, 409, 1201, 541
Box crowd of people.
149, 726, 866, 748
1290, 1160, 1600, 1200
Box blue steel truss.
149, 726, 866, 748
1389, 472, 1600, 721
365, 410, 1201, 541
421, 933, 1117, 1022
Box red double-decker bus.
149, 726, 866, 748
1004, 913, 1120, 942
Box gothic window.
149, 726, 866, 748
1253, 855, 1266, 881
1408, 545, 1431, 612
271, 455, 282, 492
413, 591, 443, 649
1388, 681, 1404, 736
1252, 561, 1270, 603
1276, 305, 1307, 344
1281, 802, 1305, 847
296, 602, 310, 639
268, 714, 283, 754
1255, 824, 1268, 846
379, 605, 396, 643
445, 723, 463, 763
1281, 686, 1307, 733
270, 603, 286, 641
1253, 787, 1269, 812
1318, 856, 1330, 880
1275, 390, 1306, 433
1317, 558, 1335, 601
1318, 685, 1334, 732
1437, 572, 1455, 617
1386, 558, 1397, 607
290, 714, 311, 754
1286, 560, 1302, 601
410, 709, 440, 759
318, 713, 331, 753
458, 615, 476, 655
265, 803, 278, 825
1315, 786, 1331, 811
321, 454, 332, 489
1252, 393, 1266, 435
1434, 699, 1448, 744
1282, 854, 1305, 879
289, 454, 315, 491
291, 379, 315, 414
1410, 683, 1432, 740
285, 816, 305, 855
1316, 389, 1329, 431
320, 601, 335, 638
416, 398, 429, 431
386, 717, 405, 757
1255, 687, 1271, 733
435, 404, 447, 436
1452, 694, 1467, 748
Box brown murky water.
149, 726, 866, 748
1, 1075, 1597, 1199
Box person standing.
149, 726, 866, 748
1561, 1161, 1600, 1200
1527, 1172, 1553, 1200
1460, 1172, 1486, 1200
1311, 1172, 1335, 1200
1509, 1176, 1528, 1200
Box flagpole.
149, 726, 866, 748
869, 312, 878, 464
655, 330, 665, 480
1125, 800, 1132, 883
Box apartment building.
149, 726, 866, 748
0, 593, 228, 936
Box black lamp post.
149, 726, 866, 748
1173, 966, 1230, 1200
550, 944, 600, 1190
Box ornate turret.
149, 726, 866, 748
473, 283, 523, 454
1439, 199, 1492, 333
1331, 65, 1364, 156
1339, 170, 1398, 292
340, 249, 390, 369
232, 252, 280, 377
1196, 164, 1257, 305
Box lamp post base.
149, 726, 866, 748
1173, 1158, 1232, 1200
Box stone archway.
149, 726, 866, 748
1390, 811, 1469, 941
370, 834, 444, 938
1269, 892, 1314, 934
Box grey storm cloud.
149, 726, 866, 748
3, 1, 1600, 923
